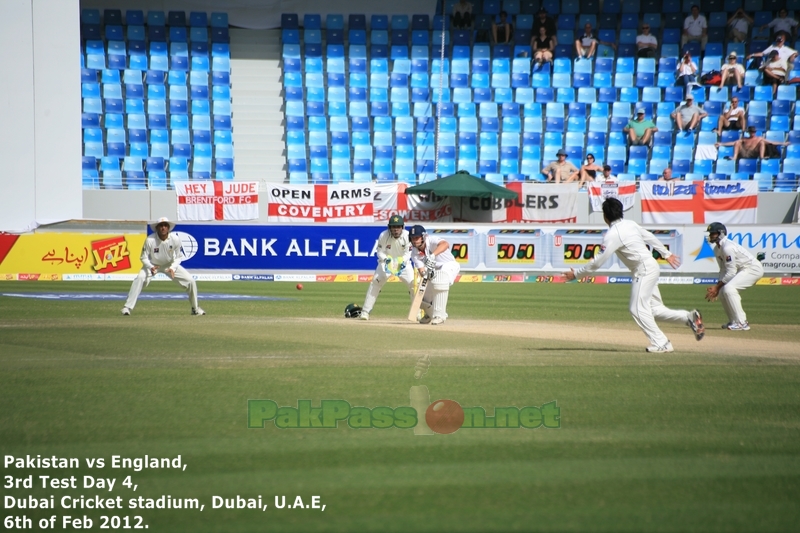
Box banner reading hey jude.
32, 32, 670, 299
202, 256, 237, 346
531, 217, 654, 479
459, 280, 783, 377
176, 181, 259, 221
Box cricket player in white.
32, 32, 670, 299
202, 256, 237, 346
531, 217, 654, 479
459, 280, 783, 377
360, 215, 414, 320
121, 217, 204, 316
408, 225, 460, 325
704, 222, 763, 330
564, 198, 704, 353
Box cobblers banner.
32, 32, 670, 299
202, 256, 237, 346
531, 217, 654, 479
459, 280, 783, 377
372, 183, 453, 222
640, 181, 759, 225
176, 181, 259, 221
587, 183, 637, 212
481, 183, 580, 223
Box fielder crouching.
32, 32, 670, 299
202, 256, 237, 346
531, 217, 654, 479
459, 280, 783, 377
360, 215, 414, 320
409, 225, 460, 325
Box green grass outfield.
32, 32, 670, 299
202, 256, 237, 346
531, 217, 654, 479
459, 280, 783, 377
1, 280, 799, 532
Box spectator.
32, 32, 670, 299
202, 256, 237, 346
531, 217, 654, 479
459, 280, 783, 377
761, 50, 788, 97
714, 96, 746, 134
681, 5, 708, 51
719, 51, 745, 89
671, 93, 707, 133
491, 11, 513, 45
596, 164, 618, 183
636, 23, 658, 58
542, 149, 579, 183
531, 25, 556, 66
574, 22, 615, 60
715, 126, 788, 160
451, 0, 473, 29
532, 8, 556, 40
624, 107, 658, 146
748, 32, 798, 69
658, 166, 680, 181
675, 50, 699, 87
727, 8, 753, 43
759, 8, 798, 41
568, 153, 604, 186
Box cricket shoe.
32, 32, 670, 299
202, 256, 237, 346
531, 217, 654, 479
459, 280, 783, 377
726, 321, 750, 331
121, 307, 131, 316
191, 307, 206, 316
359, 311, 370, 321
688, 309, 704, 341
431, 316, 446, 326
645, 342, 674, 353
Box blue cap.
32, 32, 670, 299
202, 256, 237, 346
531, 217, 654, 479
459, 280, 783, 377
408, 225, 426, 237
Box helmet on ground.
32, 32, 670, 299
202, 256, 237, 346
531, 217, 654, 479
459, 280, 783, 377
388, 215, 404, 227
408, 225, 426, 238
344, 303, 362, 318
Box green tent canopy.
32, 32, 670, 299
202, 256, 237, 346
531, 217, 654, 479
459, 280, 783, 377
404, 170, 519, 200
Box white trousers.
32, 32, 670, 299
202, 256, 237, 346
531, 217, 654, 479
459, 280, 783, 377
630, 265, 692, 347
362, 260, 415, 313
421, 262, 460, 319
720, 263, 763, 324
124, 265, 199, 310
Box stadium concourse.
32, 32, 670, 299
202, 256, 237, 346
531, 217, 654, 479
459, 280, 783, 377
76, 1, 800, 193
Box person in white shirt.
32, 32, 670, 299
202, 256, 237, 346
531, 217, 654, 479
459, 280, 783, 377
122, 217, 204, 316
703, 222, 763, 331
595, 164, 618, 183
564, 198, 704, 353
748, 33, 798, 68
359, 215, 415, 321
759, 8, 798, 41
636, 24, 658, 58
408, 225, 460, 325
719, 51, 745, 89
681, 5, 708, 51
726, 8, 753, 43
675, 50, 699, 87
714, 96, 746, 134
574, 22, 615, 60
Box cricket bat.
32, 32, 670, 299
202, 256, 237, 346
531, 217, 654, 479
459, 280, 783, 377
407, 268, 431, 322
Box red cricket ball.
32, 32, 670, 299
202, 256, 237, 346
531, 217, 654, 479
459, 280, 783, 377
425, 399, 464, 434
296, 283, 303, 290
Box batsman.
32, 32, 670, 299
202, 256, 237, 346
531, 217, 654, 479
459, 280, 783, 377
359, 215, 414, 320
409, 225, 460, 325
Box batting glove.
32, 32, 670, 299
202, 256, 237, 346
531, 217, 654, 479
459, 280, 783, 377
424, 255, 436, 270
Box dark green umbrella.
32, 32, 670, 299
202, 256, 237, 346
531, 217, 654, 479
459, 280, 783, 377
404, 170, 519, 200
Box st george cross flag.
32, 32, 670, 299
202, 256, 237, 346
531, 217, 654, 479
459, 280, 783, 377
266, 183, 374, 223
372, 183, 453, 222
175, 181, 259, 221
587, 182, 637, 212
640, 181, 758, 225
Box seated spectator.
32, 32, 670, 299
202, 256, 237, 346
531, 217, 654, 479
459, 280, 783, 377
719, 51, 745, 89
714, 96, 746, 134
541, 149, 579, 183
675, 51, 699, 87
671, 93, 707, 133
574, 22, 615, 60
759, 8, 798, 41
491, 11, 513, 45
715, 126, 789, 159
531, 25, 556, 66
595, 164, 618, 183
636, 24, 658, 58
451, 0, 473, 29
748, 32, 798, 71
568, 153, 603, 186
624, 107, 658, 146
532, 8, 556, 41
681, 5, 708, 51
658, 166, 680, 181
761, 49, 788, 97
727, 8, 753, 43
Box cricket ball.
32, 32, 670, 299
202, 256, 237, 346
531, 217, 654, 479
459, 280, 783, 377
296, 283, 303, 290
425, 399, 464, 434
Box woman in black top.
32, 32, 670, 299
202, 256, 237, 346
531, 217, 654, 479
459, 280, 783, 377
492, 11, 513, 44
532, 26, 555, 65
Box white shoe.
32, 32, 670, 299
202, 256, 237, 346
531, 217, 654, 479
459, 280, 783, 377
419, 313, 432, 325
688, 309, 704, 341
121, 307, 131, 316
192, 307, 206, 316
727, 321, 750, 331
431, 316, 446, 325
646, 342, 674, 353
359, 311, 370, 321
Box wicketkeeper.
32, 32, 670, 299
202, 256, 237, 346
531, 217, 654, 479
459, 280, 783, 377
359, 215, 414, 320
409, 225, 460, 325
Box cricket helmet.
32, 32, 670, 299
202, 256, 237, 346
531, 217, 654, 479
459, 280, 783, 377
344, 303, 363, 318
706, 222, 727, 236
388, 215, 405, 227
408, 225, 426, 238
